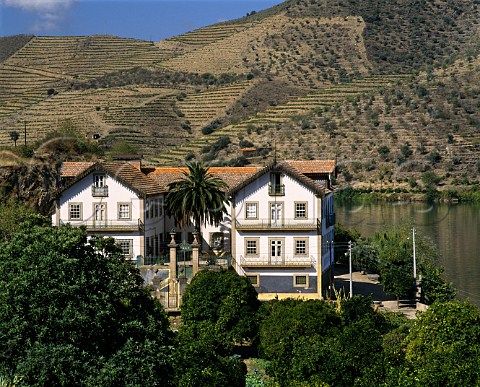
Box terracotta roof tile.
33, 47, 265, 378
61, 162, 95, 177
286, 160, 336, 174
60, 162, 163, 197
147, 166, 261, 190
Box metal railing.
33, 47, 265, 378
91, 186, 108, 197
63, 218, 144, 231
240, 255, 316, 267
268, 183, 285, 196
236, 218, 319, 230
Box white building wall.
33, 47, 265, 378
57, 173, 142, 225
54, 172, 144, 258
233, 172, 320, 263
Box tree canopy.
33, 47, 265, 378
0, 216, 174, 386
174, 270, 259, 386
166, 161, 229, 233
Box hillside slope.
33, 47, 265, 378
0, 0, 478, 193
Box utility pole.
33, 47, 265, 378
412, 227, 417, 279
24, 121, 27, 146
348, 240, 353, 298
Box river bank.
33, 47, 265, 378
335, 186, 480, 203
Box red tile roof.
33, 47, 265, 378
286, 160, 336, 174
60, 161, 334, 196
61, 162, 95, 177
228, 162, 330, 197
147, 166, 261, 190
60, 162, 163, 197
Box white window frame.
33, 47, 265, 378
117, 239, 133, 258
118, 203, 131, 220
68, 203, 82, 221
245, 202, 258, 219
295, 202, 308, 219
245, 238, 259, 257
93, 174, 106, 187
294, 238, 308, 256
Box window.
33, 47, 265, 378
246, 274, 260, 287
295, 202, 307, 219
245, 238, 259, 257
118, 203, 131, 220
245, 202, 258, 219
294, 274, 309, 288
294, 239, 308, 256
94, 174, 106, 187
210, 232, 224, 250
92, 174, 108, 196
269, 172, 285, 195
117, 239, 133, 258
68, 203, 82, 220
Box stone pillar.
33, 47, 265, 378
192, 231, 199, 276
168, 231, 177, 280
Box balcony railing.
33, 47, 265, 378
240, 255, 316, 268
268, 183, 285, 196
236, 218, 320, 230
92, 186, 108, 197
62, 219, 144, 231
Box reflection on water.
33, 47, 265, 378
336, 202, 480, 305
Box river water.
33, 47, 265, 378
335, 201, 480, 305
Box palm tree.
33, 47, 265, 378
166, 161, 229, 236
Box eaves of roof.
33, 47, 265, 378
60, 162, 163, 198
227, 161, 328, 197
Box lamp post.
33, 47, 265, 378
179, 239, 192, 279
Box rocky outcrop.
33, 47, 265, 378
0, 158, 63, 215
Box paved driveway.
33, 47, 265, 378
333, 264, 419, 319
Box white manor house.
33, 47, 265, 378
53, 157, 335, 301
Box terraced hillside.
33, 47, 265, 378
160, 14, 372, 88
232, 0, 480, 73
153, 75, 407, 165
216, 57, 480, 190
5, 36, 171, 80
176, 80, 255, 132
0, 87, 178, 147
0, 0, 479, 192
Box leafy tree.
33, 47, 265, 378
174, 270, 257, 386
180, 270, 260, 353
396, 301, 480, 385
260, 297, 398, 386
8, 131, 19, 147
352, 239, 379, 273
0, 216, 174, 386
0, 200, 34, 241
166, 161, 229, 235
371, 225, 454, 304
334, 223, 361, 264
259, 299, 340, 384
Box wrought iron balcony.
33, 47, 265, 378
240, 255, 316, 268
92, 185, 108, 197
268, 183, 285, 196
235, 218, 320, 230
62, 219, 143, 232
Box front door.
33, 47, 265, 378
270, 239, 283, 264
94, 203, 107, 227
270, 203, 282, 226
